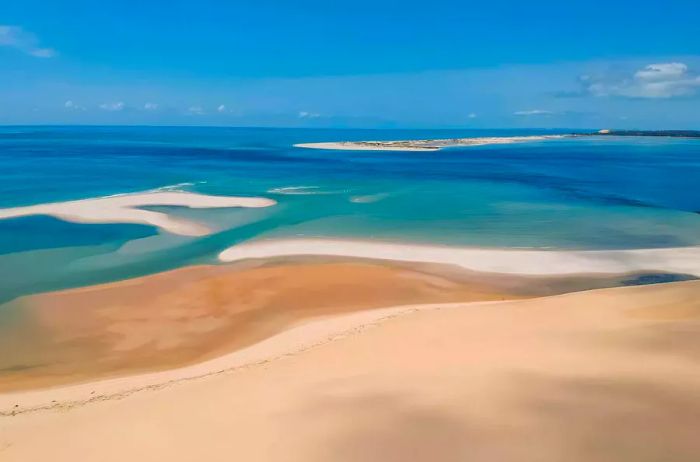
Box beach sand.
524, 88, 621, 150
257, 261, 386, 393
0, 256, 671, 393
1, 279, 699, 461
0, 260, 524, 392
0, 191, 277, 236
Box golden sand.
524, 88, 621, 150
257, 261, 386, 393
0, 258, 653, 392
0, 261, 525, 391
1, 280, 699, 461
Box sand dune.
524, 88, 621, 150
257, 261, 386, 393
219, 238, 700, 276
1, 280, 699, 461
0, 191, 276, 236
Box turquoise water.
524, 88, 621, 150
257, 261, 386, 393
1, 126, 700, 302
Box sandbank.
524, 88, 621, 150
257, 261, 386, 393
0, 191, 277, 236
219, 238, 700, 276
294, 135, 564, 152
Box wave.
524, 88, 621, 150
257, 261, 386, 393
268, 186, 348, 195
98, 181, 208, 199
147, 181, 208, 193
349, 193, 391, 204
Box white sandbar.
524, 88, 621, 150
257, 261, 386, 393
294, 142, 441, 151
0, 192, 277, 236
294, 135, 564, 152
219, 238, 700, 277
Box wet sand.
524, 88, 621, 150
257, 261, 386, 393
0, 260, 521, 392
1, 280, 699, 461
0, 258, 660, 393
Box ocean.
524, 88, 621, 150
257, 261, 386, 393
1, 126, 700, 303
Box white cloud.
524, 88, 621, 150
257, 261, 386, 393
585, 62, 700, 99
99, 102, 125, 111
634, 63, 688, 82
514, 109, 555, 116
0, 25, 56, 58
28, 48, 55, 58
467, 113, 478, 119
217, 104, 227, 113
298, 111, 321, 119
188, 106, 205, 115
64, 100, 85, 111
143, 102, 159, 111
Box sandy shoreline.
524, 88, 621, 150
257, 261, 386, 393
219, 238, 700, 276
0, 191, 277, 236
294, 135, 565, 152
2, 229, 699, 460
2, 279, 699, 461
0, 260, 528, 393
1, 254, 684, 395
0, 301, 468, 414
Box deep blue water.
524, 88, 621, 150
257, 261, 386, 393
1, 126, 700, 302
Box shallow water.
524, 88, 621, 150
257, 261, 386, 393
1, 126, 700, 301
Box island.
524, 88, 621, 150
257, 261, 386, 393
295, 130, 700, 152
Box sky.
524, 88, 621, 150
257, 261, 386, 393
1, 0, 699, 129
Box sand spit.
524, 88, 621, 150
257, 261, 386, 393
219, 238, 700, 277
0, 191, 277, 236
294, 135, 564, 152
1, 280, 700, 461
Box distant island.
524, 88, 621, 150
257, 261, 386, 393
295, 130, 700, 152
295, 135, 565, 151
594, 129, 700, 138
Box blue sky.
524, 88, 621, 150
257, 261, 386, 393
1, 0, 699, 128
